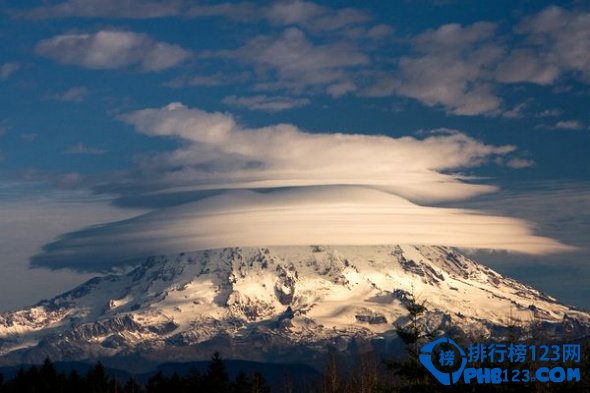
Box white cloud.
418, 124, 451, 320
263, 1, 325, 26
362, 8, 590, 116
505, 158, 535, 169
51, 86, 89, 102
186, 1, 370, 32
555, 120, 583, 130
22, 0, 182, 19
219, 28, 367, 94
24, 103, 566, 269
36, 30, 190, 72
31, 186, 571, 271
164, 73, 240, 88
501, 101, 529, 119
513, 6, 590, 83
185, 2, 259, 21
25, 0, 373, 35
0, 62, 20, 80
118, 103, 521, 204
536, 109, 562, 118
326, 81, 356, 97
65, 143, 106, 155
494, 49, 559, 85
366, 22, 505, 115
264, 1, 370, 32
366, 24, 394, 38
222, 95, 310, 112
412, 21, 497, 51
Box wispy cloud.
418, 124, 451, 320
222, 95, 310, 112
21, 0, 182, 19
186, 1, 372, 33
504, 158, 535, 169
262, 1, 370, 32
50, 86, 89, 102
555, 120, 583, 130
502, 101, 529, 119
536, 109, 562, 118
36, 30, 190, 72
164, 71, 251, 89
0, 63, 20, 80
21, 0, 374, 35
65, 143, 106, 155
20, 133, 38, 141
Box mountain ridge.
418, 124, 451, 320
1, 245, 588, 369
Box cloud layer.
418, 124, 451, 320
32, 186, 570, 271
115, 103, 523, 204
21, 102, 567, 270
22, 2, 590, 122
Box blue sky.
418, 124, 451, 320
0, 0, 589, 310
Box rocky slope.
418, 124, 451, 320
0, 245, 588, 368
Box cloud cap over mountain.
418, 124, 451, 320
31, 186, 572, 271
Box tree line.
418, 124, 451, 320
0, 353, 270, 393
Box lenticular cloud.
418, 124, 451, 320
117, 103, 517, 203
31, 187, 570, 271
32, 103, 571, 271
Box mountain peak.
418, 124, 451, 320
1, 245, 588, 367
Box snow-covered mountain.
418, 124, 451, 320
1, 245, 588, 368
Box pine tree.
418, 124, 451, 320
251, 371, 271, 393
146, 371, 166, 393
123, 377, 143, 393
66, 370, 84, 393
387, 290, 436, 391
85, 362, 110, 393
39, 357, 59, 392
204, 352, 230, 393
232, 371, 252, 393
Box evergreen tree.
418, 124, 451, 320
85, 362, 110, 393
11, 368, 28, 393
204, 352, 230, 393
66, 370, 84, 393
251, 372, 271, 393
185, 366, 202, 389
232, 371, 252, 393
123, 377, 143, 393
387, 290, 437, 391
146, 371, 167, 393
39, 357, 60, 392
